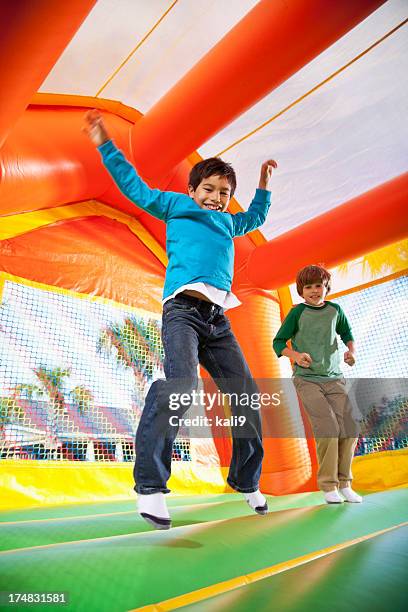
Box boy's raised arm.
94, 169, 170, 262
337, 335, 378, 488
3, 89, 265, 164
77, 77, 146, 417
83, 109, 110, 147
258, 159, 278, 191
83, 110, 174, 221
232, 159, 277, 236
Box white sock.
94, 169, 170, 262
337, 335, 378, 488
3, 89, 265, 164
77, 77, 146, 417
244, 490, 266, 509
340, 487, 362, 503
324, 489, 343, 504
138, 492, 170, 519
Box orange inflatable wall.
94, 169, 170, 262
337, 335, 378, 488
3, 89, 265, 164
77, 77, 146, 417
1, 0, 398, 495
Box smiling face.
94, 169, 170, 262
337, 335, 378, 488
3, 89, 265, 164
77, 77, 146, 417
188, 174, 231, 212
302, 282, 328, 306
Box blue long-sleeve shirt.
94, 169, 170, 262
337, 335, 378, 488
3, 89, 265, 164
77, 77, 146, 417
98, 140, 271, 299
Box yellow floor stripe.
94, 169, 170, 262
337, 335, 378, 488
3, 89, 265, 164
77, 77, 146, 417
132, 521, 408, 611
215, 19, 408, 157
95, 0, 179, 97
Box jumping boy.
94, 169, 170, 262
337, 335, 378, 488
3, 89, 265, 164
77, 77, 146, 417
273, 264, 362, 504
84, 110, 277, 528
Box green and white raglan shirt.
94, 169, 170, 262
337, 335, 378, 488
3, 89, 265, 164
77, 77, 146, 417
273, 302, 354, 381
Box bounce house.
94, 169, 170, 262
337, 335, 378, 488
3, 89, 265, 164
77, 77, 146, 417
0, 1, 407, 610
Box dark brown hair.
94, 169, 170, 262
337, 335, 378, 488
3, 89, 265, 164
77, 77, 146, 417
189, 157, 237, 197
296, 264, 331, 296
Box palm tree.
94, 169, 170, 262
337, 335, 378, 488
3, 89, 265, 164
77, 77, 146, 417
70, 386, 94, 415
13, 383, 44, 401
33, 367, 71, 416
9, 383, 43, 425
0, 397, 13, 434
0, 396, 24, 445
3, 373, 95, 459
338, 239, 407, 277
97, 316, 164, 383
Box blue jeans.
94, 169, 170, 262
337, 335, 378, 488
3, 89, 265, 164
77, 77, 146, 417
134, 294, 264, 494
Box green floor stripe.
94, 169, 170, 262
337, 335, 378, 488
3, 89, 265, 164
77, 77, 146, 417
0, 495, 229, 523
0, 493, 325, 552
180, 525, 408, 612
0, 492, 324, 523
0, 489, 406, 612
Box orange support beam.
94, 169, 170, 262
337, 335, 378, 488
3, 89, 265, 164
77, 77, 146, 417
0, 108, 136, 216
0, 0, 96, 148
130, 0, 386, 177
247, 172, 408, 290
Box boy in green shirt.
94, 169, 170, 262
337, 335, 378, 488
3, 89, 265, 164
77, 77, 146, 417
273, 265, 362, 504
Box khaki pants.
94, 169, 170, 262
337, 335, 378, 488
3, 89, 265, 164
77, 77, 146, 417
294, 377, 359, 492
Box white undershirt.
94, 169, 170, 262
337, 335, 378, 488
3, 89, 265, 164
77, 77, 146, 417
162, 283, 241, 310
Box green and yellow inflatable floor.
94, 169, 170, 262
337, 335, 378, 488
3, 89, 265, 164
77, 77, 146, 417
1, 489, 407, 611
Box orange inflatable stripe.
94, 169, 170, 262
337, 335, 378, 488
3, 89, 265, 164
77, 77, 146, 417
0, 199, 167, 266
0, 216, 165, 312
0, 108, 139, 217
0, 1, 96, 147
30, 93, 143, 123
248, 172, 408, 290
129, 0, 385, 177
216, 18, 407, 158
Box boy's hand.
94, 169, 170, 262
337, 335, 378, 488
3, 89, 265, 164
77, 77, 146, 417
344, 351, 355, 366
294, 352, 312, 368
258, 159, 277, 190
83, 109, 110, 147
